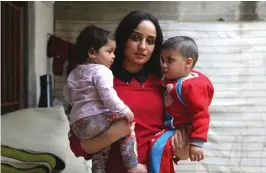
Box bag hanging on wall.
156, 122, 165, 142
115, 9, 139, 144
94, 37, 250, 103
38, 74, 52, 107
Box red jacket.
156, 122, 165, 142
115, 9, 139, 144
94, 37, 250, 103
164, 70, 214, 142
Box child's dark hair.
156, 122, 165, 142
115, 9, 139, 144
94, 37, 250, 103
162, 36, 199, 67
75, 25, 114, 64
111, 11, 164, 78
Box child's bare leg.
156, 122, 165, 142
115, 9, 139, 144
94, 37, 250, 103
120, 131, 147, 173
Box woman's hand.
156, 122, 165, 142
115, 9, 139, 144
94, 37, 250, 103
170, 128, 190, 160
80, 118, 135, 154
108, 118, 135, 139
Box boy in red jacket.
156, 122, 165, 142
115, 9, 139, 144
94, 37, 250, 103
160, 36, 214, 162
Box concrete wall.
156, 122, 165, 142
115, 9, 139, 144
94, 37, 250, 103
54, 1, 266, 21
25, 1, 265, 107
51, 2, 266, 172
52, 1, 266, 104
27, 1, 54, 107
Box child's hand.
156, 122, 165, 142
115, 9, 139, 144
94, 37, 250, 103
189, 145, 204, 162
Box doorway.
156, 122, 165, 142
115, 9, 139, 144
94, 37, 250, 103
1, 1, 28, 115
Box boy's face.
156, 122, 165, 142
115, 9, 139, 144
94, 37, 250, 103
160, 48, 193, 80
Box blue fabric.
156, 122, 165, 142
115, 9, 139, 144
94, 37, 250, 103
150, 130, 175, 173
176, 78, 185, 105
164, 111, 175, 130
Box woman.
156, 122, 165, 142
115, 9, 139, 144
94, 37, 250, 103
69, 11, 189, 173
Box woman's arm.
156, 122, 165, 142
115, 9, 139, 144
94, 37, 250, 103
80, 119, 135, 154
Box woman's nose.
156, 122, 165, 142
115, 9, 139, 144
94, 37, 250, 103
138, 40, 146, 50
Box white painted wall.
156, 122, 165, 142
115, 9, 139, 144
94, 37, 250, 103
28, 1, 54, 107
54, 1, 266, 21
53, 20, 266, 172
48, 2, 266, 172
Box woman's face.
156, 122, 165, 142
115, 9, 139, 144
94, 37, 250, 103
124, 20, 157, 66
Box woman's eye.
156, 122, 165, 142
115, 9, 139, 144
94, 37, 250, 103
147, 38, 155, 45
130, 35, 140, 41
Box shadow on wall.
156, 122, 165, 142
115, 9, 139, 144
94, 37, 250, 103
239, 1, 260, 21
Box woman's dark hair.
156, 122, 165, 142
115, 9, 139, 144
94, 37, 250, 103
111, 11, 163, 78
75, 25, 114, 64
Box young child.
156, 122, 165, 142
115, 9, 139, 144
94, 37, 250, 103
160, 36, 214, 162
64, 25, 146, 173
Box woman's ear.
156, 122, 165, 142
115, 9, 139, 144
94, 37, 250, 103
88, 48, 97, 59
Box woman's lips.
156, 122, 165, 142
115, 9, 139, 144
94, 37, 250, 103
135, 53, 146, 58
